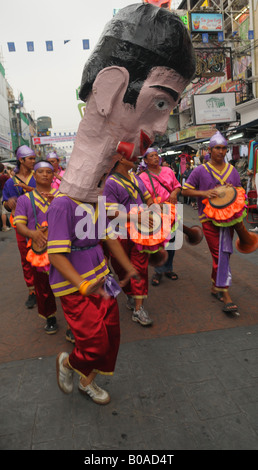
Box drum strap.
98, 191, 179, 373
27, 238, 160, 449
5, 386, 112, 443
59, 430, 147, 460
12, 175, 24, 197
29, 191, 38, 229
113, 172, 145, 203
29, 191, 50, 229
204, 163, 221, 186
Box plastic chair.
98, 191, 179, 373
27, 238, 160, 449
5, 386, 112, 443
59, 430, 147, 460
246, 190, 258, 224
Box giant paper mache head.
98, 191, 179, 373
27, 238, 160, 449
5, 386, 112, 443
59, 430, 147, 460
60, 3, 196, 202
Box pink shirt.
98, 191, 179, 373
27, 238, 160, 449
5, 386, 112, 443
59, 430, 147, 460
51, 169, 65, 189
139, 166, 181, 203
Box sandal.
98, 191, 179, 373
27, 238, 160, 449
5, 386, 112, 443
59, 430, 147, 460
151, 272, 162, 286
223, 302, 239, 315
211, 291, 223, 301
164, 272, 178, 280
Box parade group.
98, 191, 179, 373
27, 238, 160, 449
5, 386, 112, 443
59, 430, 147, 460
0, 4, 256, 406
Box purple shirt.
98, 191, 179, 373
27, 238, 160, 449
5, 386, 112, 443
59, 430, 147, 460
2, 173, 36, 202
46, 194, 115, 297
14, 188, 59, 230
103, 172, 151, 212
182, 162, 241, 223
103, 172, 151, 237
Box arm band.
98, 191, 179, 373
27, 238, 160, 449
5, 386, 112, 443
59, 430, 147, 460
79, 280, 91, 296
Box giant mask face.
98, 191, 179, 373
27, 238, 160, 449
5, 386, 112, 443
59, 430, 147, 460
60, 3, 196, 202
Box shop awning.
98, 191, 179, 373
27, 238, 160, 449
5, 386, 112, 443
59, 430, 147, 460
168, 138, 209, 151
226, 119, 258, 137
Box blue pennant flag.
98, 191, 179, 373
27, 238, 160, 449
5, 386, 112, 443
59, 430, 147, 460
64, 40, 70, 44
27, 41, 34, 52
7, 42, 16, 52
202, 33, 209, 44
218, 32, 224, 42
46, 41, 53, 51
82, 39, 89, 50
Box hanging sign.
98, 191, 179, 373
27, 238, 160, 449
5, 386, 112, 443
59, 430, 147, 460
193, 93, 236, 125
191, 13, 223, 33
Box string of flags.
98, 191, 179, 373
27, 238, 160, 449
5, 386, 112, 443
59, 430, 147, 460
7, 39, 90, 52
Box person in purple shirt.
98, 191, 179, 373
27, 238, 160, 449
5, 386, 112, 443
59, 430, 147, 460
14, 161, 59, 334
182, 132, 242, 315
2, 145, 37, 308
47, 191, 140, 405
103, 153, 154, 327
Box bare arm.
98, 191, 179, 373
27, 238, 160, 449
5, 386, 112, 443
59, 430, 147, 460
181, 187, 219, 199
104, 238, 140, 287
169, 187, 181, 204
16, 223, 48, 248
48, 238, 140, 296
48, 253, 84, 289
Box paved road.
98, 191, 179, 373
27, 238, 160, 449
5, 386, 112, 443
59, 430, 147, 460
0, 203, 258, 450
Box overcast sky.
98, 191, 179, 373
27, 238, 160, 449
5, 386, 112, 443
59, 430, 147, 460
0, 0, 180, 142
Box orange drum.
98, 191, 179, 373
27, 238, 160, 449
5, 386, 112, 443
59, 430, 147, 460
26, 222, 50, 268
126, 202, 176, 246
202, 186, 247, 227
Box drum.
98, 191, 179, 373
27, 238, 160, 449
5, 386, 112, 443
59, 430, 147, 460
31, 226, 48, 254
126, 203, 176, 247
202, 185, 247, 227
209, 185, 237, 209
26, 223, 50, 268
135, 210, 162, 237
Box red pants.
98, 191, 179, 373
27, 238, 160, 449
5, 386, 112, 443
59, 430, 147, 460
202, 221, 233, 291
110, 238, 148, 299
60, 293, 120, 378
34, 269, 57, 319
15, 228, 35, 289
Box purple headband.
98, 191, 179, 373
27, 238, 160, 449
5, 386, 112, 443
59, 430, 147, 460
46, 152, 59, 160
34, 161, 54, 172
209, 131, 227, 148
16, 145, 35, 160
143, 147, 162, 165
143, 147, 158, 157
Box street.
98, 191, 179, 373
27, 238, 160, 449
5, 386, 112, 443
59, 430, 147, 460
0, 202, 258, 450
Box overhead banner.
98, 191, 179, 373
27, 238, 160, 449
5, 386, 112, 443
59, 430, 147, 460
33, 135, 76, 145
193, 93, 236, 125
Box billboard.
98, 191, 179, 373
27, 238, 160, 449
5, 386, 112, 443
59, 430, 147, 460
193, 93, 236, 125
191, 13, 223, 33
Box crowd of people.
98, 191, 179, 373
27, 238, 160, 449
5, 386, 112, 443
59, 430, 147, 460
1, 129, 254, 404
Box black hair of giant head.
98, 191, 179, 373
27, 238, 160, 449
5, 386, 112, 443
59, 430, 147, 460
79, 3, 196, 105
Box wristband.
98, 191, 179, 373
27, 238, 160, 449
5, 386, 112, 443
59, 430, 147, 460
79, 280, 91, 296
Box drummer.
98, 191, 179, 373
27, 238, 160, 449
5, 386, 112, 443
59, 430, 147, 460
103, 150, 155, 327
181, 131, 242, 315
14, 161, 59, 334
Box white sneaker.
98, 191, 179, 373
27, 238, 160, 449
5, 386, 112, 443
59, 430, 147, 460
78, 380, 110, 405
132, 306, 153, 326
56, 352, 74, 394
